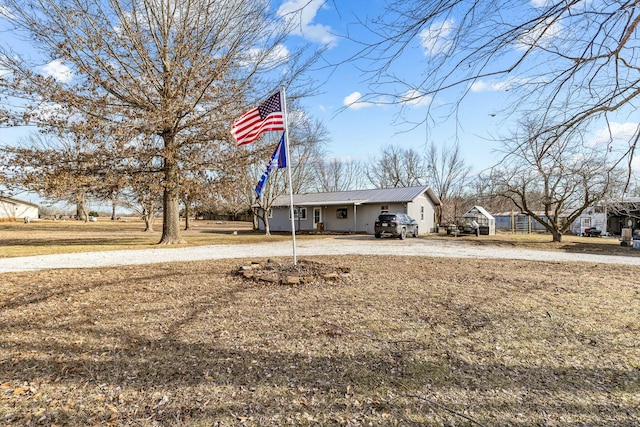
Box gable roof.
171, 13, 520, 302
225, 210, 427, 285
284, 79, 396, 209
463, 206, 495, 220
271, 186, 441, 207
0, 196, 39, 208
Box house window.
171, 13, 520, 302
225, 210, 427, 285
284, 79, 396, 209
420, 206, 424, 221
380, 205, 389, 214
336, 208, 348, 219
290, 207, 307, 220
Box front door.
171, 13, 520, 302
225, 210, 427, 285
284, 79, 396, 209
313, 207, 322, 231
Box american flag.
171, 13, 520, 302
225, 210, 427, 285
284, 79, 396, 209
231, 92, 285, 146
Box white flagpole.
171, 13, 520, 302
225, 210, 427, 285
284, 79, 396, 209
281, 86, 297, 266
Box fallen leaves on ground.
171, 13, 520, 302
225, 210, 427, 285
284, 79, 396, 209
1, 255, 639, 426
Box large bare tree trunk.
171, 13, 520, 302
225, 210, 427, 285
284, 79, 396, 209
159, 137, 185, 244
76, 193, 88, 222
252, 208, 259, 230
264, 215, 271, 235
256, 208, 271, 235
142, 203, 155, 232
184, 201, 191, 231
160, 189, 183, 243
111, 194, 117, 221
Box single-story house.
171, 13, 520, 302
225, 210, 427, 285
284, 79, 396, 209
580, 197, 640, 236
0, 196, 39, 221
571, 205, 607, 235
258, 185, 442, 235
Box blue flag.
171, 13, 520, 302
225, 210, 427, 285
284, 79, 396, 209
255, 133, 287, 198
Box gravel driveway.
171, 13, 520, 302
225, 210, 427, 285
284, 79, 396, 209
2, 235, 640, 273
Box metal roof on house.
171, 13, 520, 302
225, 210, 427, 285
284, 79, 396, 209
0, 196, 39, 208
271, 185, 441, 207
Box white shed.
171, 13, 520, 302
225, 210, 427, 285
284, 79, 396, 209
462, 206, 496, 235
0, 196, 39, 221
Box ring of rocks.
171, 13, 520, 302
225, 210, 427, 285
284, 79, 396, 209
233, 259, 351, 285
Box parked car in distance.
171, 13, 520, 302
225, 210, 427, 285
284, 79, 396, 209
583, 227, 601, 237
374, 213, 418, 239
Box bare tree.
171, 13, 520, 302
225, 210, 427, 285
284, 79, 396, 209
213, 165, 255, 221
495, 118, 621, 242
1, 133, 118, 221
366, 145, 426, 188
253, 166, 286, 235
470, 170, 518, 214
425, 141, 471, 224
313, 158, 366, 192
251, 111, 328, 234
0, 0, 316, 244
353, 1, 640, 173
287, 115, 328, 194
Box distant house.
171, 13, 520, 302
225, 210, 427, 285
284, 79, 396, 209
580, 197, 640, 236
258, 185, 442, 235
571, 205, 607, 235
0, 196, 39, 221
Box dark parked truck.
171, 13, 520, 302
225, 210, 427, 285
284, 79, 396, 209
445, 218, 480, 236
374, 213, 419, 239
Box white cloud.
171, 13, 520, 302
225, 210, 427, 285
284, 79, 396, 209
41, 60, 72, 83
515, 17, 562, 50
400, 89, 432, 107
242, 44, 290, 68
277, 0, 337, 48
268, 44, 291, 64
31, 102, 66, 122
0, 60, 10, 77
530, 0, 549, 7
419, 19, 455, 56
470, 77, 533, 92
0, 5, 15, 19
587, 122, 640, 147
343, 91, 374, 110
287, 108, 307, 126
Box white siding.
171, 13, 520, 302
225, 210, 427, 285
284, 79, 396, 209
0, 199, 39, 220
406, 193, 437, 234
259, 197, 437, 234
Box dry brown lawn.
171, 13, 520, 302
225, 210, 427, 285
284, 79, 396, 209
2, 217, 639, 259
1, 251, 639, 426
0, 219, 285, 258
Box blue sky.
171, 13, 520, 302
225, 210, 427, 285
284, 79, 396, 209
276, 0, 640, 175
275, 0, 518, 172
2, 0, 639, 191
